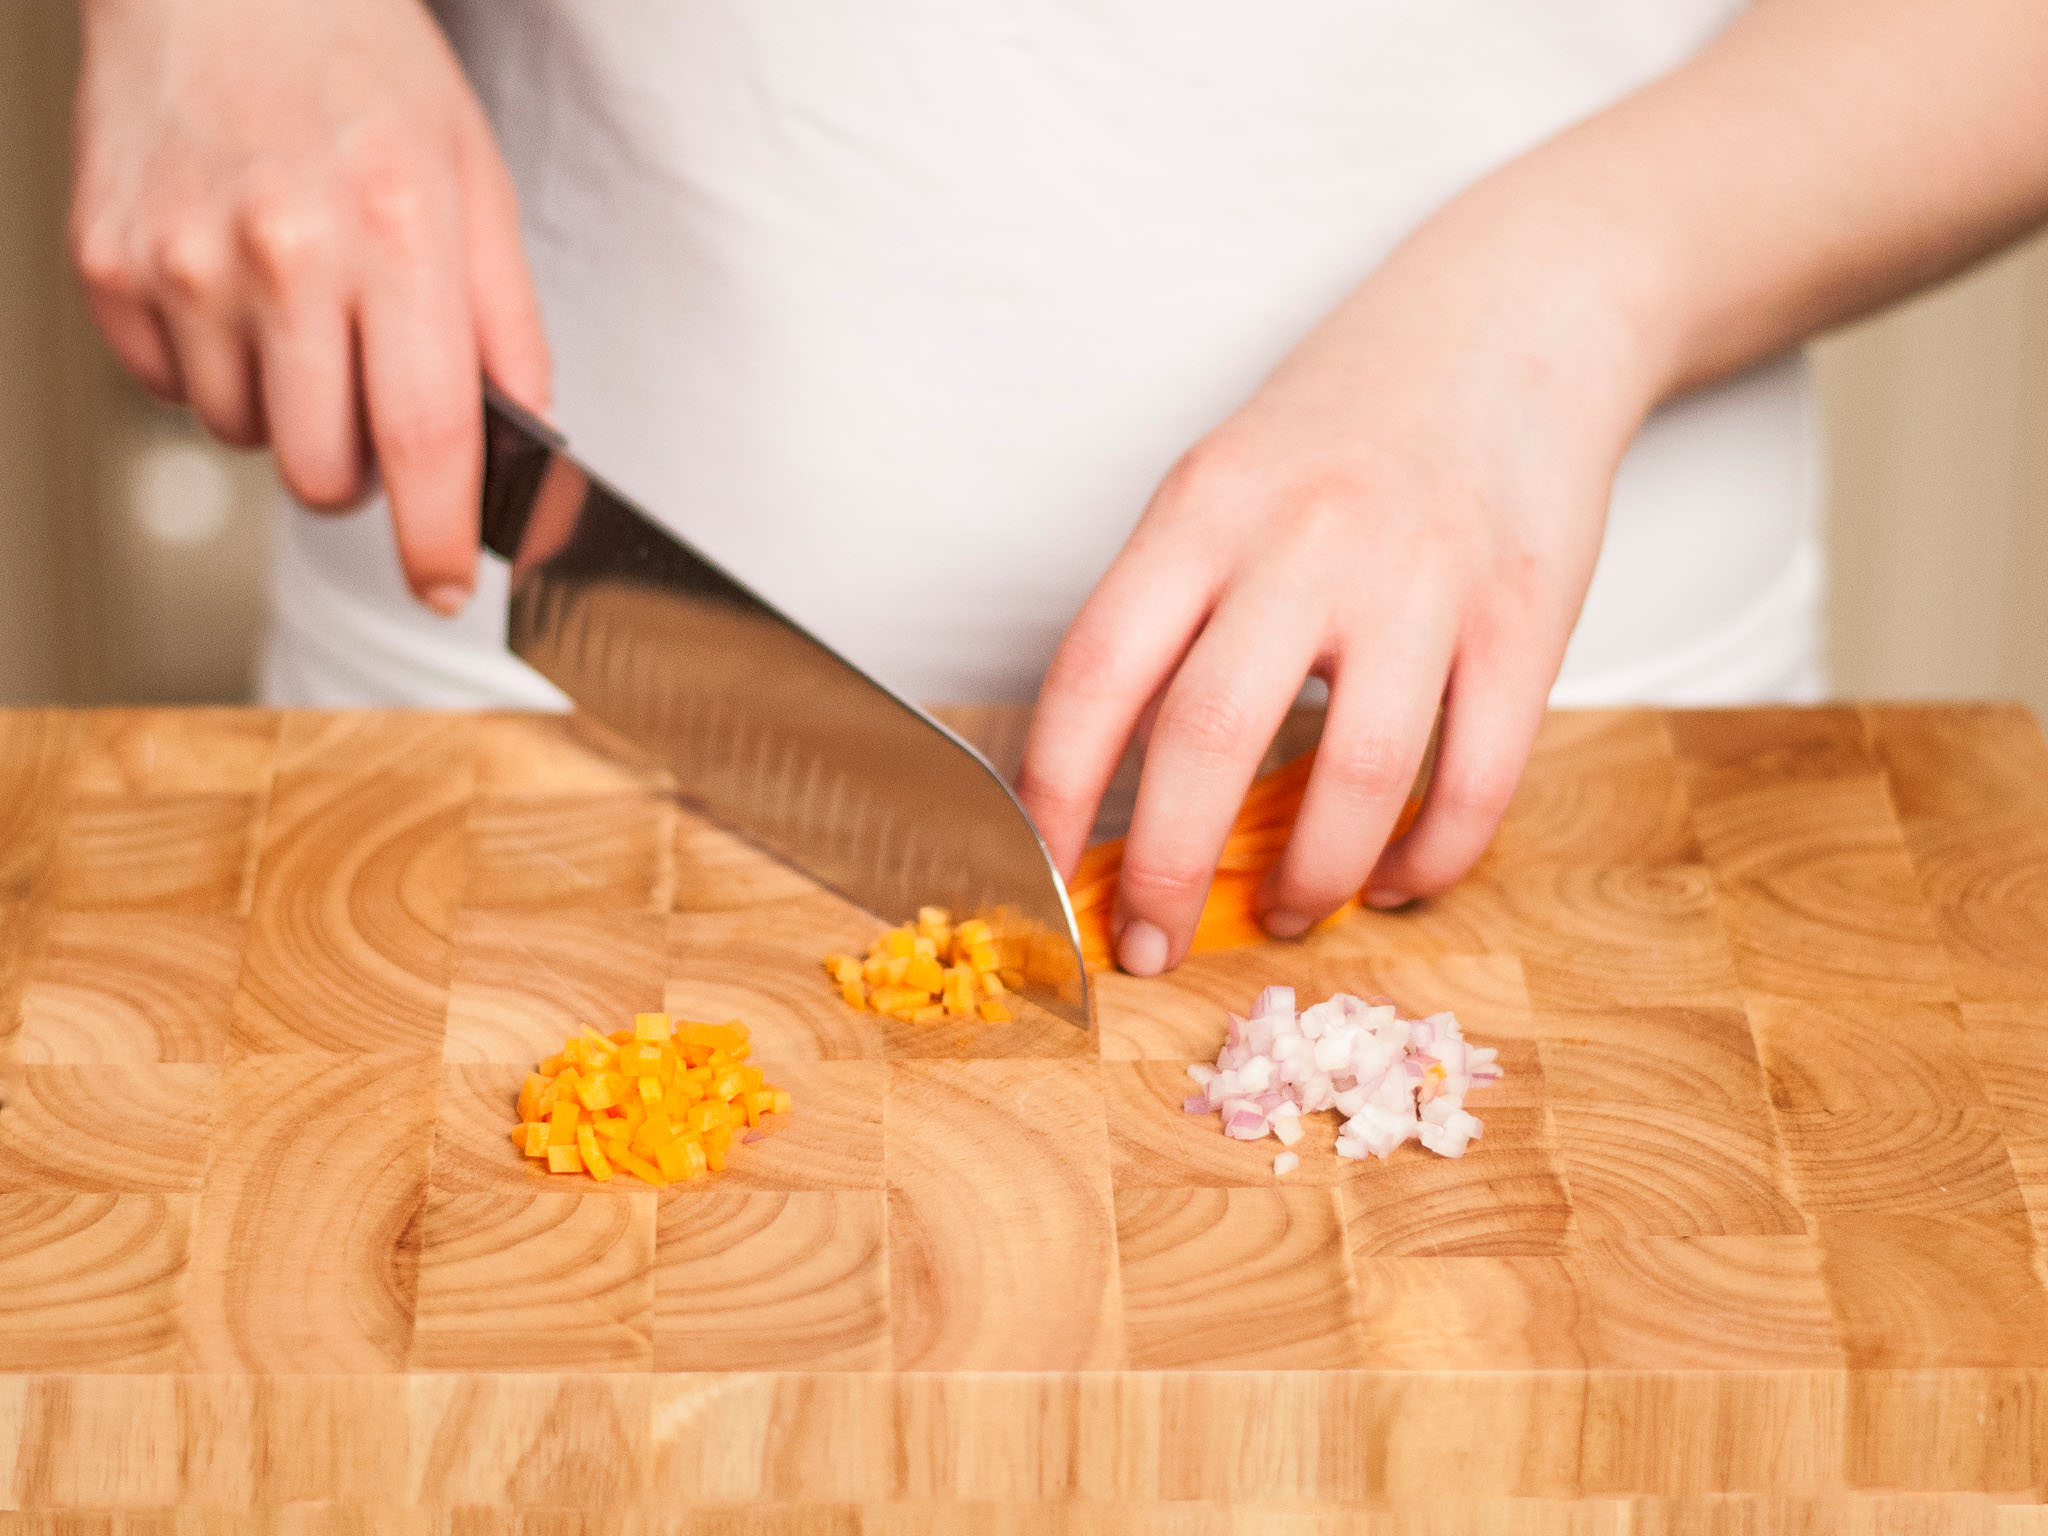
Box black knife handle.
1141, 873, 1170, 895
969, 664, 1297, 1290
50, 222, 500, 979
480, 381, 566, 561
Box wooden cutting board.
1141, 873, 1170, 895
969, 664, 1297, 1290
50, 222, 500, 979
3, 703, 2048, 1532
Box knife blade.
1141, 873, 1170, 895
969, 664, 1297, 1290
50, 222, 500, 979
478, 386, 1091, 1029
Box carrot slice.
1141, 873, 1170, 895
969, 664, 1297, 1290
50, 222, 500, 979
1068, 750, 1425, 969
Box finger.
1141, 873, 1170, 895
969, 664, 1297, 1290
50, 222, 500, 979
1017, 539, 1218, 877
458, 120, 551, 414
244, 212, 365, 510
356, 168, 482, 614
159, 304, 263, 446
1112, 575, 1325, 974
254, 296, 365, 510
1364, 632, 1557, 905
84, 289, 182, 404
70, 219, 182, 402
153, 223, 264, 445
1253, 604, 1458, 935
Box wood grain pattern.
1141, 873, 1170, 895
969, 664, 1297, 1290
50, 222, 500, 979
4, 704, 2048, 1524
53, 793, 259, 913
413, 1189, 655, 1371
0, 714, 72, 903
0, 1193, 191, 1370
12, 912, 241, 1063
1549, 1100, 1806, 1239
443, 911, 668, 1064
1114, 1186, 1365, 1369
654, 1190, 889, 1370
0, 1065, 216, 1191
180, 1052, 434, 1372
66, 707, 279, 797
1339, 1108, 1576, 1257
1581, 1235, 1844, 1370
1750, 996, 2026, 1218
463, 794, 673, 913
886, 1059, 1120, 1370
232, 769, 467, 1054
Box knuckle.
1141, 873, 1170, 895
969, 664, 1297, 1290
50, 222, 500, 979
1321, 732, 1410, 804
1286, 470, 1372, 533
1435, 760, 1519, 823
1013, 759, 1085, 814
152, 221, 232, 300
1046, 619, 1129, 701
237, 194, 329, 290
1154, 687, 1249, 764
1119, 853, 1212, 908
1157, 428, 1254, 511
348, 157, 430, 249
68, 217, 136, 295
378, 406, 468, 471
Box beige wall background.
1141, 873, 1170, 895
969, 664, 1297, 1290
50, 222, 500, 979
4, 1, 2047, 716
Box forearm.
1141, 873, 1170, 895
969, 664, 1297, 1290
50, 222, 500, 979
1392, 0, 2048, 413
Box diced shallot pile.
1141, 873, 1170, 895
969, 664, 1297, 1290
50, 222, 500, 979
1184, 987, 1502, 1172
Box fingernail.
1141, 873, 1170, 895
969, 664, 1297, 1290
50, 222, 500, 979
1364, 888, 1410, 911
1115, 919, 1169, 977
424, 583, 471, 617
1261, 909, 1311, 939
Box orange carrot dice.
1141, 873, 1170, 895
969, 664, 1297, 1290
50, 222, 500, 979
517, 1074, 548, 1124
576, 1125, 613, 1182
517, 1010, 785, 1185
653, 1139, 697, 1182
549, 1098, 581, 1148
612, 1147, 666, 1187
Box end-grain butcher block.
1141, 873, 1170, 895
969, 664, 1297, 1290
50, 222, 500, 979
3, 703, 2047, 1531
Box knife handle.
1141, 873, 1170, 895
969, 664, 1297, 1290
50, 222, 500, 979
480, 382, 565, 561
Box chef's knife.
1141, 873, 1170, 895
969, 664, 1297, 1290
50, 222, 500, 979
478, 386, 1091, 1029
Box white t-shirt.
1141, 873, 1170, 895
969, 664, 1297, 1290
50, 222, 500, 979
260, 1, 1826, 710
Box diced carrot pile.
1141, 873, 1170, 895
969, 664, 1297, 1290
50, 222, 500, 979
1067, 750, 1426, 969
825, 906, 1016, 1023
511, 1012, 790, 1186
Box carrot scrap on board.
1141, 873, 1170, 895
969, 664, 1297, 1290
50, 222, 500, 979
822, 751, 1426, 1009
1065, 749, 1424, 969
825, 906, 1017, 1024
511, 1012, 791, 1186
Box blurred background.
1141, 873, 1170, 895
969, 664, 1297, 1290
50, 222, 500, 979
4, 4, 2046, 714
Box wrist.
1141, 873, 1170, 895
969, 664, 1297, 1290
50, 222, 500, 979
1345, 163, 1693, 463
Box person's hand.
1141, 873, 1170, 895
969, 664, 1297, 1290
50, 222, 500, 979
68, 0, 549, 614
1017, 199, 1668, 975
